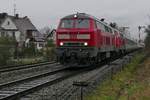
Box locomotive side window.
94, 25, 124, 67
96, 21, 105, 32
76, 19, 90, 28
120, 33, 124, 38
109, 28, 113, 33
114, 30, 117, 33
104, 26, 109, 33
104, 25, 113, 33
60, 19, 74, 28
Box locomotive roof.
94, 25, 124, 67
62, 13, 94, 19
62, 13, 112, 27
62, 13, 107, 24
62, 13, 123, 33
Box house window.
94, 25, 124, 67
39, 43, 43, 47
1, 32, 5, 37
12, 32, 15, 38
26, 30, 33, 38
7, 21, 10, 25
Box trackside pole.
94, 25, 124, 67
73, 81, 89, 100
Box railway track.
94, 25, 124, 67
0, 51, 138, 100
0, 61, 118, 100
0, 61, 56, 73
0, 63, 99, 100
0, 64, 72, 100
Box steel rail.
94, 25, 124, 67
0, 69, 86, 100
0, 65, 71, 100
0, 65, 66, 88
1, 61, 50, 68
0, 61, 57, 73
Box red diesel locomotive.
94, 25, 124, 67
56, 13, 138, 65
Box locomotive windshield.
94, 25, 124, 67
76, 19, 89, 28
60, 19, 90, 29
60, 19, 74, 28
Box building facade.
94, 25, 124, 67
0, 13, 39, 48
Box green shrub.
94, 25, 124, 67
47, 39, 55, 47
44, 47, 56, 61
0, 37, 15, 66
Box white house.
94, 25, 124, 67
0, 13, 39, 48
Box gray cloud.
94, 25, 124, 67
0, 0, 150, 39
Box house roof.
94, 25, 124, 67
0, 19, 4, 26
0, 26, 2, 30
0, 13, 7, 26
0, 13, 44, 43
11, 16, 37, 33
0, 13, 37, 33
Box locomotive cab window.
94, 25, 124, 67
60, 19, 74, 28
104, 25, 113, 33
75, 19, 90, 28
60, 19, 90, 29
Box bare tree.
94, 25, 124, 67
39, 26, 51, 35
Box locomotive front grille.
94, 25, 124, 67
77, 34, 90, 39
63, 42, 85, 46
58, 34, 90, 39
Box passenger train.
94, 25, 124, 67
55, 13, 139, 65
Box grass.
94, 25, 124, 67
86, 52, 147, 100
6, 57, 46, 66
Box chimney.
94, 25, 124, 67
15, 14, 19, 18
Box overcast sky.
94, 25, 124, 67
0, 0, 150, 39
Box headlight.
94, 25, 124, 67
84, 42, 88, 46
60, 42, 64, 46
